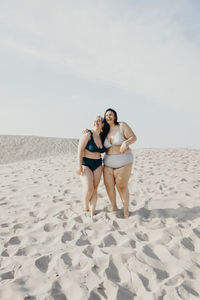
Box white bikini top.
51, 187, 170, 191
104, 126, 125, 149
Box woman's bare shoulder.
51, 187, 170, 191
119, 121, 130, 129
80, 131, 91, 141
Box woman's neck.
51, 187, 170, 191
109, 123, 115, 128
92, 128, 101, 135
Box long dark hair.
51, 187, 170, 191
100, 108, 119, 143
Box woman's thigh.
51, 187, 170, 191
103, 165, 115, 186
114, 162, 133, 188
80, 166, 94, 189
93, 165, 102, 188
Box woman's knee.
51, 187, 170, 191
93, 185, 99, 192
85, 185, 94, 194
116, 184, 128, 194
104, 179, 115, 191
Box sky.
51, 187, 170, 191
0, 0, 200, 148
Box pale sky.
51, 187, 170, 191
0, 0, 200, 148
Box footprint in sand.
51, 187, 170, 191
61, 253, 72, 267
44, 223, 57, 232
63, 189, 70, 195
135, 232, 149, 242
88, 290, 102, 300
15, 246, 35, 256
165, 274, 184, 286
53, 198, 64, 203
98, 193, 104, 198
193, 228, 200, 239
1, 223, 9, 228
129, 240, 136, 248
116, 285, 136, 300
99, 234, 117, 248
73, 216, 83, 223
35, 255, 51, 273
1, 249, 9, 257
83, 245, 94, 258
57, 211, 67, 220
13, 223, 23, 230
0, 271, 14, 280
51, 281, 67, 300
153, 267, 169, 281
118, 231, 126, 236
76, 234, 90, 246
94, 283, 107, 299
33, 194, 40, 198
186, 270, 195, 280
143, 245, 160, 260
4, 236, 21, 247
61, 231, 74, 243
105, 257, 120, 283
177, 282, 199, 298
137, 272, 151, 291
193, 184, 199, 189
15, 248, 28, 256
112, 221, 120, 230
181, 237, 195, 251
29, 211, 37, 217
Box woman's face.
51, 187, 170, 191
105, 110, 115, 124
93, 116, 104, 130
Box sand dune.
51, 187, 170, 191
0, 136, 200, 299
0, 135, 78, 164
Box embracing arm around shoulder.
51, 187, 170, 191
119, 122, 137, 153
77, 133, 90, 174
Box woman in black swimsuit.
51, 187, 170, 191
77, 115, 106, 216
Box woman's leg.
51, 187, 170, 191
90, 165, 102, 216
114, 162, 133, 218
103, 165, 118, 210
80, 166, 94, 211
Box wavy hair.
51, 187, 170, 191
100, 108, 119, 142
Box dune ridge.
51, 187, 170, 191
0, 135, 78, 164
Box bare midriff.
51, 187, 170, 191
83, 149, 101, 159
106, 145, 131, 155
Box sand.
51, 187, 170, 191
0, 135, 200, 300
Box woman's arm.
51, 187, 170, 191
77, 132, 90, 175
120, 122, 137, 153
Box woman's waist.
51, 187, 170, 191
106, 145, 131, 155
83, 150, 101, 159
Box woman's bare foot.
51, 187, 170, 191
112, 205, 118, 211
124, 208, 129, 218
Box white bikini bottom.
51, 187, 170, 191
103, 152, 133, 168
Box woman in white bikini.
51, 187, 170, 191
102, 108, 137, 218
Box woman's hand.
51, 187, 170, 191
76, 167, 84, 176
120, 141, 129, 153
82, 128, 89, 134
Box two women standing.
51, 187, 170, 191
77, 108, 137, 218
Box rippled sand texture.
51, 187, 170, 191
0, 137, 200, 300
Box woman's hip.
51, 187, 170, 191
103, 153, 133, 169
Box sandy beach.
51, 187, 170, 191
0, 135, 200, 300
